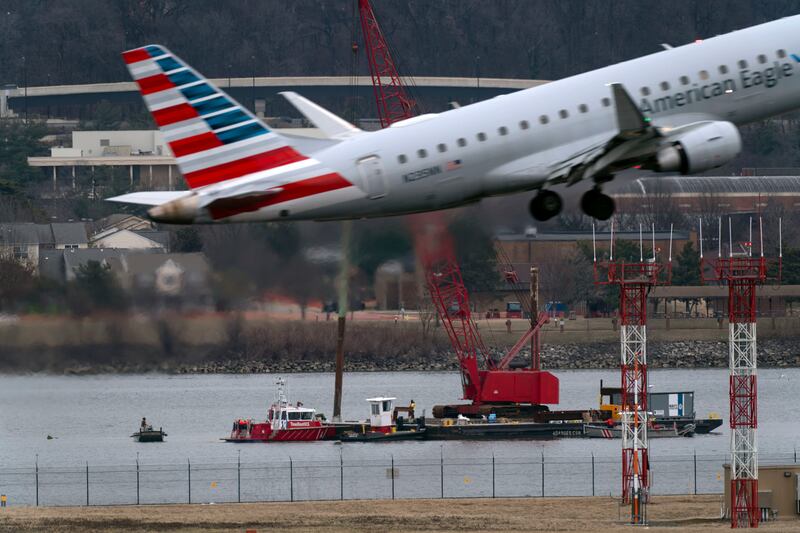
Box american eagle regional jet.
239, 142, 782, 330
110, 16, 800, 223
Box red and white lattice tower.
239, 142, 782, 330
594, 223, 672, 525
701, 218, 778, 529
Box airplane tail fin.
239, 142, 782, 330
122, 45, 307, 189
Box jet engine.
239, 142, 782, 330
654, 121, 741, 175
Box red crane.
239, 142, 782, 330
356, 0, 557, 418
412, 216, 559, 418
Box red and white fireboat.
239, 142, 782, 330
224, 378, 336, 442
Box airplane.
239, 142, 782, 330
109, 16, 800, 223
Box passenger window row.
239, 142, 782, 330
396, 93, 614, 165
639, 49, 787, 96
395, 47, 788, 166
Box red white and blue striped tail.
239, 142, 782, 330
122, 45, 305, 190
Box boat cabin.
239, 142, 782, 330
366, 397, 396, 432
267, 403, 318, 429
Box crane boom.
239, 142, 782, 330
358, 0, 416, 127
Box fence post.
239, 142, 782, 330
693, 450, 697, 495
136, 458, 140, 505
35, 456, 39, 507
85, 462, 89, 506
289, 457, 294, 502
492, 454, 495, 499
391, 455, 395, 500
237, 451, 241, 504
440, 446, 444, 499
591, 453, 595, 497
340, 450, 344, 501
187, 459, 191, 504
541, 452, 545, 497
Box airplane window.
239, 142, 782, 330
719, 65, 729, 75
758, 54, 767, 64
457, 138, 467, 147
738, 59, 748, 69
558, 109, 568, 119
519, 120, 529, 130
539, 115, 549, 125
601, 97, 611, 107
680, 76, 689, 85
699, 70, 709, 80
437, 143, 447, 153
578, 104, 588, 113
417, 149, 427, 158
640, 87, 650, 96
777, 49, 787, 59
477, 132, 487, 142
659, 81, 670, 91
498, 126, 508, 136
398, 155, 407, 164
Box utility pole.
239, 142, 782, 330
332, 220, 352, 422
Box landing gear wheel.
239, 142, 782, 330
581, 188, 615, 221
529, 190, 563, 221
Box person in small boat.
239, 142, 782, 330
140, 417, 148, 432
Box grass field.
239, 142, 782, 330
2, 494, 798, 532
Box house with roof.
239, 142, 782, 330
0, 222, 88, 272
89, 214, 153, 235
90, 227, 170, 251
39, 248, 128, 282
107, 252, 213, 311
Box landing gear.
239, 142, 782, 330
581, 188, 615, 220
529, 190, 563, 221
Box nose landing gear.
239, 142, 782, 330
580, 188, 615, 221
529, 190, 563, 221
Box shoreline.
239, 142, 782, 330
2, 338, 798, 375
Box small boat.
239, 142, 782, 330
338, 397, 426, 442
224, 378, 336, 442
132, 427, 167, 442
583, 422, 695, 439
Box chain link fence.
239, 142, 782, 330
2, 451, 798, 507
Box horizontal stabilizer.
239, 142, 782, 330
106, 191, 194, 206
280, 91, 361, 139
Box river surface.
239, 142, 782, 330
1, 369, 799, 504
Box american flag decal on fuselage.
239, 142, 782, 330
122, 45, 354, 219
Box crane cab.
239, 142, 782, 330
366, 397, 396, 433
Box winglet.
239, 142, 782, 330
280, 91, 362, 139
610, 83, 649, 134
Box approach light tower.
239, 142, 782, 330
700, 217, 780, 529
593, 223, 672, 526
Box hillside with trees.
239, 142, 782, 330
3, 1, 800, 86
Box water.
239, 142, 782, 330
1, 369, 799, 504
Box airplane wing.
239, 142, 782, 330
543, 83, 736, 188
546, 83, 661, 186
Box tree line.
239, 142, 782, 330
3, 1, 800, 86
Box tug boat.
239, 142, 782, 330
224, 378, 336, 442
338, 397, 427, 442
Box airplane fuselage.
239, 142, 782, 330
114, 16, 800, 223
